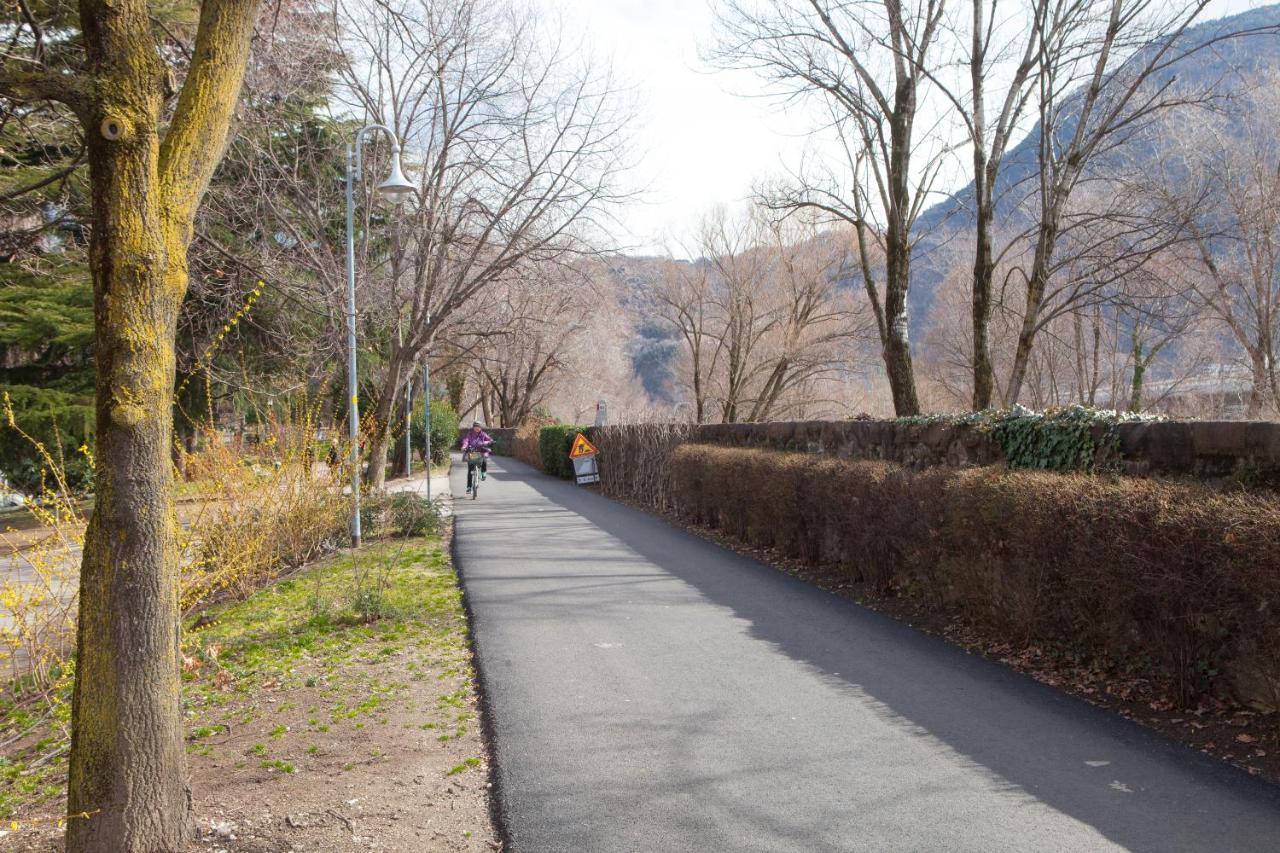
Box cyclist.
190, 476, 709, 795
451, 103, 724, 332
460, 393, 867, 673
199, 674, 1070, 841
460, 421, 493, 494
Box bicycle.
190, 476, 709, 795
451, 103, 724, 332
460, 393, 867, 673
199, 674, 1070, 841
463, 446, 490, 499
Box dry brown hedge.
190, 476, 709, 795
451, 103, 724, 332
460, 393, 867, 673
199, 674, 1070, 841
512, 421, 547, 471
593, 423, 693, 512
671, 443, 1280, 709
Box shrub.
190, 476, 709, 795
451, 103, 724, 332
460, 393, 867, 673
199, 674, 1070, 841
386, 492, 444, 537
670, 443, 1280, 710
411, 399, 460, 467
180, 420, 350, 613
513, 423, 540, 469
359, 491, 393, 536
538, 424, 587, 478
513, 417, 553, 470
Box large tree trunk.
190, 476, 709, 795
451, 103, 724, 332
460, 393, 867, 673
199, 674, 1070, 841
364, 359, 406, 491
971, 165, 996, 411
69, 103, 191, 851
1005, 205, 1064, 405
883, 223, 921, 416
1129, 342, 1147, 413
391, 376, 415, 478
1006, 286, 1042, 406
691, 348, 705, 424
1247, 351, 1274, 418
60, 2, 260, 850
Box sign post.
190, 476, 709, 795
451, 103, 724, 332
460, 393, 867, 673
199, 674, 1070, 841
568, 432, 600, 485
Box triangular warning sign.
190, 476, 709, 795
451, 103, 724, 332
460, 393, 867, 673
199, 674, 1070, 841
569, 432, 598, 459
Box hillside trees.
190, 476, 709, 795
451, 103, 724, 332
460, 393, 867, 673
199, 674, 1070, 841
655, 258, 721, 423
1143, 89, 1280, 416
0, 1, 262, 850
932, 0, 1046, 409
658, 208, 867, 422
1001, 0, 1234, 403
930, 0, 1220, 409
450, 266, 585, 428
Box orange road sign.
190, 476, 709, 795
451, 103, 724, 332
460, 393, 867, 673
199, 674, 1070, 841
569, 432, 598, 459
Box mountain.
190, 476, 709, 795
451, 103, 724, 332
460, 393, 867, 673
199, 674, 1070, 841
588, 255, 693, 402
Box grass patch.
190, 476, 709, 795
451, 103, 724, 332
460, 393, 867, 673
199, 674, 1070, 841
446, 757, 482, 776
1, 533, 471, 823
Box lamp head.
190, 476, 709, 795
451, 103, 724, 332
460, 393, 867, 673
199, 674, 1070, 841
377, 150, 416, 197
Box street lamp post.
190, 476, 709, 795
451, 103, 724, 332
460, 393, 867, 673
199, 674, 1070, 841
404, 368, 412, 479
345, 123, 415, 547
423, 346, 431, 501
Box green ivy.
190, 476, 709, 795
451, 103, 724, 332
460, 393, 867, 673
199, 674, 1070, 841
896, 405, 1164, 473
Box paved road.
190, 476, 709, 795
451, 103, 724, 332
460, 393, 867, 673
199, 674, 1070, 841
451, 455, 1280, 852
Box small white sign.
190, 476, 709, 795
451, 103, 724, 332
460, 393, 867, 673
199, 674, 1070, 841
573, 455, 599, 485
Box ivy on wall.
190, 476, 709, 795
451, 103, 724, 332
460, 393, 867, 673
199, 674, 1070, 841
897, 405, 1165, 473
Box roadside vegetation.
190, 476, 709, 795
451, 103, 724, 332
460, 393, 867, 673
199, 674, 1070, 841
2, 481, 496, 849
0, 405, 495, 847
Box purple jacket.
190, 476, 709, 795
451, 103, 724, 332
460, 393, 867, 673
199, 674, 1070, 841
461, 429, 493, 454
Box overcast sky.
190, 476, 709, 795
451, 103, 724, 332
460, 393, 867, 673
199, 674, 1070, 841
542, 0, 1270, 257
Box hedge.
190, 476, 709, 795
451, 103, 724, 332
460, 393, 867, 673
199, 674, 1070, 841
538, 425, 588, 478
671, 443, 1280, 710
513, 422, 545, 470
592, 423, 692, 511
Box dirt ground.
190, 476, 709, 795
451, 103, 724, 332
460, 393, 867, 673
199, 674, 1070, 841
184, 656, 499, 852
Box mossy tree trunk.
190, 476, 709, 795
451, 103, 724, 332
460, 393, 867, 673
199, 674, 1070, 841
363, 353, 408, 490
3, 1, 260, 850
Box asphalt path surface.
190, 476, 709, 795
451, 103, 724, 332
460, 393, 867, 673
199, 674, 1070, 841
451, 454, 1280, 852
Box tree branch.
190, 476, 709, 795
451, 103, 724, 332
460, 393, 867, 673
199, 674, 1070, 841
0, 68, 89, 116
159, 0, 261, 220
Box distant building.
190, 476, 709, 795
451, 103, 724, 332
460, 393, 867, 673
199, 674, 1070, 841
1133, 364, 1254, 419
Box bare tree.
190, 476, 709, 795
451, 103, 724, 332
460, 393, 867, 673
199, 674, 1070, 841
745, 218, 869, 420
698, 208, 774, 422
654, 259, 723, 424
712, 0, 951, 416
1001, 0, 1255, 403
927, 0, 1046, 409
332, 0, 629, 487
1144, 90, 1280, 416
452, 266, 584, 427
657, 206, 866, 423
1113, 254, 1203, 411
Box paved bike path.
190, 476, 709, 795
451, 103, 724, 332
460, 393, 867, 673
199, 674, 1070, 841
451, 455, 1280, 852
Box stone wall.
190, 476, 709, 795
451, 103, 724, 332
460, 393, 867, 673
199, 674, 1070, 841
687, 419, 1280, 484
